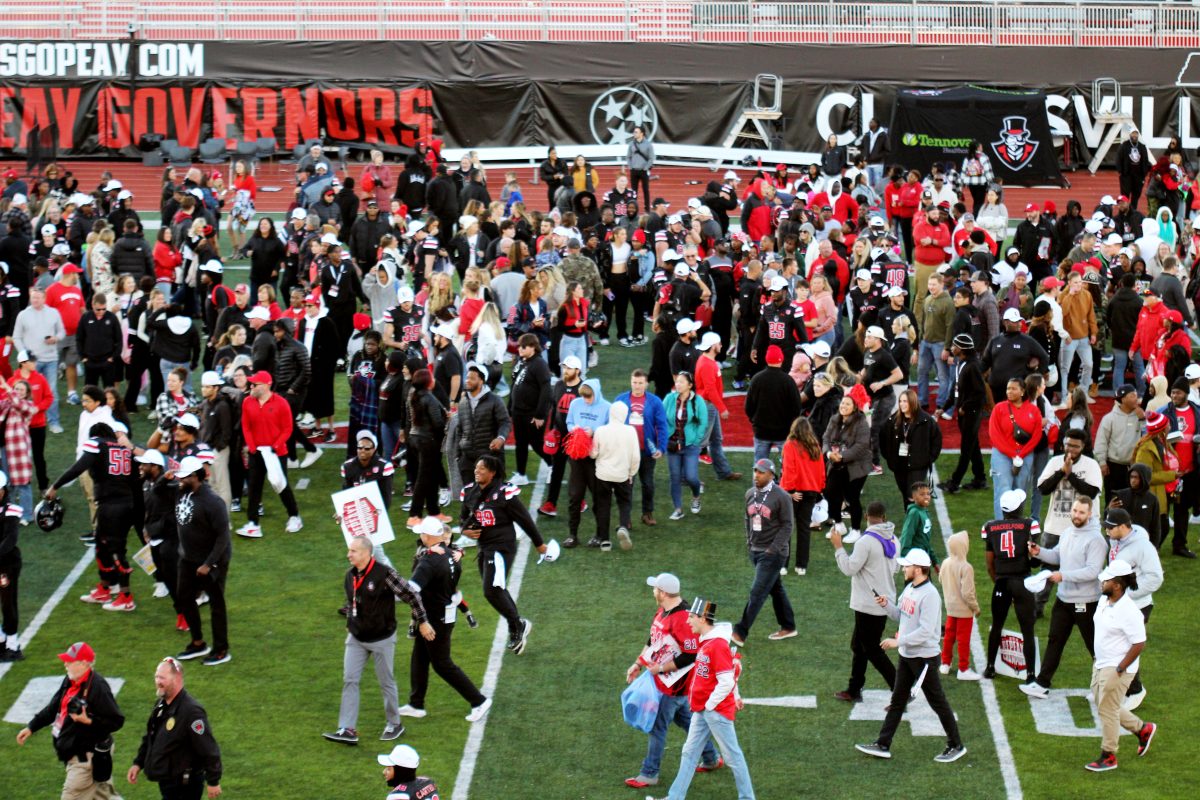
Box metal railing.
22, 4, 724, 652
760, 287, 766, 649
1, 1, 1200, 45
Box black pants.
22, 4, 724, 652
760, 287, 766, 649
986, 575, 1038, 677
847, 610, 896, 696
825, 469, 867, 530
31, 426, 49, 490
478, 540, 520, 634
83, 360, 114, 389
892, 466, 929, 511
285, 395, 316, 454
628, 285, 648, 339
1103, 461, 1130, 508
1128, 605, 1152, 696
229, 444, 246, 503
1034, 597, 1097, 688
0, 549, 20, 637
1171, 470, 1198, 550
409, 618, 486, 709
610, 272, 632, 340
878, 654, 962, 748
636, 455, 657, 515
950, 407, 986, 485
409, 437, 442, 518
630, 169, 651, 208
96, 500, 136, 591
148, 354, 164, 406
246, 451, 299, 523
512, 415, 546, 477
124, 339, 151, 411
545, 450, 568, 506
178, 558, 229, 653
967, 184, 987, 216
790, 493, 820, 570
157, 779, 205, 800
1119, 174, 1143, 211
897, 216, 915, 263
150, 537, 181, 611
567, 457, 596, 537
593, 478, 632, 542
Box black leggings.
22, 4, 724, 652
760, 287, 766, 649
986, 575, 1038, 677
824, 469, 867, 530
409, 437, 442, 518
512, 415, 546, 477
478, 541, 520, 634
609, 271, 632, 339
246, 452, 299, 523
788, 492, 820, 570
30, 426, 48, 491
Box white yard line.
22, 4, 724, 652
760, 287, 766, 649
450, 460, 549, 800
0, 547, 94, 683
930, 465, 1023, 800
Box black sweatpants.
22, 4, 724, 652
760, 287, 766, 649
847, 610, 896, 696
567, 457, 596, 537
409, 437, 442, 519
246, 451, 299, 524
950, 407, 986, 485
986, 575, 1038, 678
545, 450, 569, 506
409, 618, 486, 709
593, 478, 633, 542
787, 492, 820, 571
1033, 597, 1097, 688
151, 536, 181, 611
178, 558, 229, 654
512, 415, 546, 477
878, 654, 962, 748
0, 549, 20, 637
478, 541, 520, 635
96, 500, 136, 592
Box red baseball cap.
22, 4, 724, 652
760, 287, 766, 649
58, 641, 95, 663
1025, 202, 1040, 213
632, 229, 647, 245
234, 283, 250, 294
353, 312, 372, 331
304, 293, 321, 305
1166, 308, 1184, 324
1041, 276, 1064, 289
494, 256, 511, 270
1043, 200, 1057, 214
1117, 194, 1130, 203
3, 169, 17, 180
61, 263, 83, 275
1070, 263, 1086, 276
248, 370, 273, 385
775, 163, 788, 172
210, 170, 222, 181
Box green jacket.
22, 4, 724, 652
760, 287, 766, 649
900, 503, 939, 566
916, 290, 954, 348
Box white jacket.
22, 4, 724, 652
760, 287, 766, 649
590, 401, 641, 483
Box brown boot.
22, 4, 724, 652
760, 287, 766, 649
1089, 382, 1099, 398
641, 513, 656, 527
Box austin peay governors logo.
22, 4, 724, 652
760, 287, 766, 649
991, 115, 1039, 171
340, 496, 381, 537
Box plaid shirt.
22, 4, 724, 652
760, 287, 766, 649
155, 387, 200, 432
384, 568, 427, 623
348, 351, 383, 435
0, 391, 36, 486
959, 154, 995, 187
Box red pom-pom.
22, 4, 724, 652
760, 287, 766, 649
848, 383, 871, 412
352, 313, 372, 332
564, 428, 594, 460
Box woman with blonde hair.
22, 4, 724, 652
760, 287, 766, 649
469, 302, 506, 389
536, 264, 567, 316
87, 226, 117, 298
825, 355, 859, 389
421, 272, 456, 340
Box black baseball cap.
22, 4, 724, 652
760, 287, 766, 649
1104, 508, 1132, 528
652, 197, 669, 207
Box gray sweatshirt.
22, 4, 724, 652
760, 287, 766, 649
12, 305, 66, 363
1111, 525, 1164, 610
886, 578, 942, 658
744, 481, 792, 557
627, 138, 655, 172
1093, 406, 1143, 466
1036, 517, 1106, 603
835, 521, 898, 615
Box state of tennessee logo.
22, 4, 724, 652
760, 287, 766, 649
991, 116, 1039, 171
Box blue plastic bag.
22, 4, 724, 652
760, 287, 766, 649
621, 670, 662, 733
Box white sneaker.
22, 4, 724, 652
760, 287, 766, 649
465, 697, 493, 723
509, 473, 530, 487
196, 592, 210, 606
300, 449, 323, 469
588, 350, 598, 368
939, 664, 951, 675
398, 704, 428, 718
287, 459, 300, 469
152, 582, 170, 599
49, 424, 64, 434
690, 498, 701, 515
842, 528, 862, 545
285, 516, 304, 533
957, 669, 982, 681
137, 394, 148, 407
236, 523, 263, 539
794, 567, 807, 576
1123, 687, 1147, 711
779, 567, 788, 576
454, 535, 478, 549
439, 488, 452, 507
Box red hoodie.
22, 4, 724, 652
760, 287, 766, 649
781, 439, 826, 492
912, 216, 950, 265
807, 190, 859, 224
1131, 300, 1170, 360
894, 182, 923, 219
694, 355, 727, 415
988, 400, 1043, 459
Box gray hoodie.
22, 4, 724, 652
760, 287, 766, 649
1110, 524, 1164, 610
1036, 516, 1106, 603
835, 521, 898, 615
1094, 405, 1144, 466
886, 578, 942, 658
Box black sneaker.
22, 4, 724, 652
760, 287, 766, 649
379, 723, 405, 741
982, 666, 996, 679
964, 479, 989, 491
322, 727, 359, 745
512, 618, 533, 655
466, 612, 479, 629
937, 482, 960, 495
177, 642, 211, 661
0, 648, 24, 662
202, 650, 231, 666
586, 537, 603, 548
337, 605, 349, 617
935, 744, 967, 763
230, 499, 242, 513
562, 536, 579, 549
79, 531, 95, 545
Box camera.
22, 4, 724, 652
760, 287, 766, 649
67, 696, 87, 716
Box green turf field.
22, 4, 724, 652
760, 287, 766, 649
0, 253, 1196, 800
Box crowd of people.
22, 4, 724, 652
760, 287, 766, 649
0, 126, 1196, 796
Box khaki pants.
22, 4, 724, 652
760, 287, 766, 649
208, 447, 233, 509
1091, 666, 1144, 754
62, 754, 118, 800
913, 260, 940, 306
78, 472, 99, 530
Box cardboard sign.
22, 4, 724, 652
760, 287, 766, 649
331, 482, 396, 548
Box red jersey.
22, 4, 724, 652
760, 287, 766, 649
639, 604, 701, 696
1174, 404, 1196, 473
689, 629, 738, 720
45, 281, 86, 336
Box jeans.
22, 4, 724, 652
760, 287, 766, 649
1059, 336, 1093, 396
916, 341, 948, 409
733, 551, 795, 639
14, 484, 33, 522
1110, 348, 1146, 398
665, 710, 755, 800
990, 450, 1034, 520
338, 631, 400, 730
35, 359, 60, 427
701, 401, 733, 479
636, 454, 658, 515
1027, 447, 1051, 522
159, 359, 191, 390
640, 692, 719, 779
667, 445, 701, 510
560, 334, 588, 378
866, 163, 884, 189
379, 419, 402, 464
753, 438, 785, 463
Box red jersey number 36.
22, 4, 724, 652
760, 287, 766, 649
107, 449, 132, 476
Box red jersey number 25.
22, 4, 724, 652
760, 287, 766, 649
107, 448, 132, 477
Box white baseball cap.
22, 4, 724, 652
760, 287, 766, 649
458, 214, 478, 230
675, 318, 701, 335
432, 321, 459, 341
560, 355, 583, 371
116, 189, 133, 201
768, 276, 789, 292
377, 744, 420, 768
687, 198, 702, 210
40, 223, 56, 236
176, 412, 201, 430
1098, 559, 1135, 581
646, 573, 681, 594
699, 331, 722, 351
673, 263, 690, 278
865, 325, 887, 340
320, 233, 340, 246
1084, 219, 1103, 234
661, 249, 680, 262
1185, 364, 1200, 380
245, 306, 271, 322
869, 215, 886, 228
999, 488, 1026, 513
103, 180, 123, 192
397, 286, 415, 303
897, 548, 932, 568
201, 259, 223, 274
200, 371, 225, 387
723, 170, 740, 181
667, 214, 683, 225
51, 243, 72, 256
11, 193, 26, 205
1002, 307, 1023, 323
884, 285, 907, 299
290, 207, 307, 220
175, 455, 206, 478
1100, 194, 1116, 206
855, 269, 872, 282
1104, 233, 1123, 245
804, 340, 832, 358
135, 449, 166, 468
414, 516, 444, 538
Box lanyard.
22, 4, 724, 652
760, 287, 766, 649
350, 559, 375, 616
748, 484, 772, 516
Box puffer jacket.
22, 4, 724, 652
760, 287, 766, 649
110, 232, 152, 278
409, 387, 446, 442
272, 320, 311, 399
457, 386, 512, 458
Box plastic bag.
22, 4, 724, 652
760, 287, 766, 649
260, 448, 288, 493
621, 670, 662, 733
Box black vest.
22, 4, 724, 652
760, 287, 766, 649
345, 560, 396, 643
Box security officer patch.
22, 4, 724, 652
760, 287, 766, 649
192, 720, 205, 735
166, 717, 175, 731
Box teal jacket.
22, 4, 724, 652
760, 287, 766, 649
662, 391, 708, 448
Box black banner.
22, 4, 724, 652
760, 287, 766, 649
890, 87, 1063, 185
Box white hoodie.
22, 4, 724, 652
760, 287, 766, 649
590, 401, 641, 483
